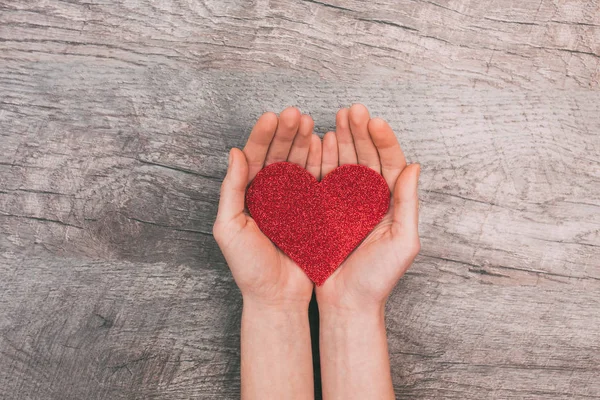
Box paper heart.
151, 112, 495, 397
246, 162, 390, 285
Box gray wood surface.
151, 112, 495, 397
1, 0, 599, 398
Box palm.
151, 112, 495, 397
230, 216, 313, 304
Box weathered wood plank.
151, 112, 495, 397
1, 0, 599, 399
0, 258, 243, 399
1, 0, 599, 87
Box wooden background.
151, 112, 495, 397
1, 0, 599, 398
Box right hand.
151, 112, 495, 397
316, 104, 421, 313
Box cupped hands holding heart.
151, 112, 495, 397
214, 104, 420, 311
213, 104, 420, 399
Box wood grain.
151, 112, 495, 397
1, 0, 599, 398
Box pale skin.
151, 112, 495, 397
213, 104, 420, 399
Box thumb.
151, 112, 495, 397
391, 163, 420, 241
216, 148, 249, 225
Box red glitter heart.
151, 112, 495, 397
246, 162, 390, 285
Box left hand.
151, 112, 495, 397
213, 107, 322, 310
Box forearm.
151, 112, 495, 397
319, 304, 394, 400
241, 300, 314, 400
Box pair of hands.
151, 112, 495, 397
213, 104, 421, 314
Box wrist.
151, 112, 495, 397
242, 298, 311, 340
242, 296, 310, 316
316, 291, 386, 319
318, 302, 385, 324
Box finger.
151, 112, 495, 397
368, 117, 407, 190
348, 104, 380, 172
321, 131, 338, 178
392, 164, 420, 241
243, 112, 279, 181
265, 107, 301, 165
335, 108, 358, 165
306, 134, 322, 180
216, 148, 249, 225
287, 114, 314, 167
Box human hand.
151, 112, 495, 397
316, 104, 421, 314
213, 107, 322, 311
315, 104, 420, 399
